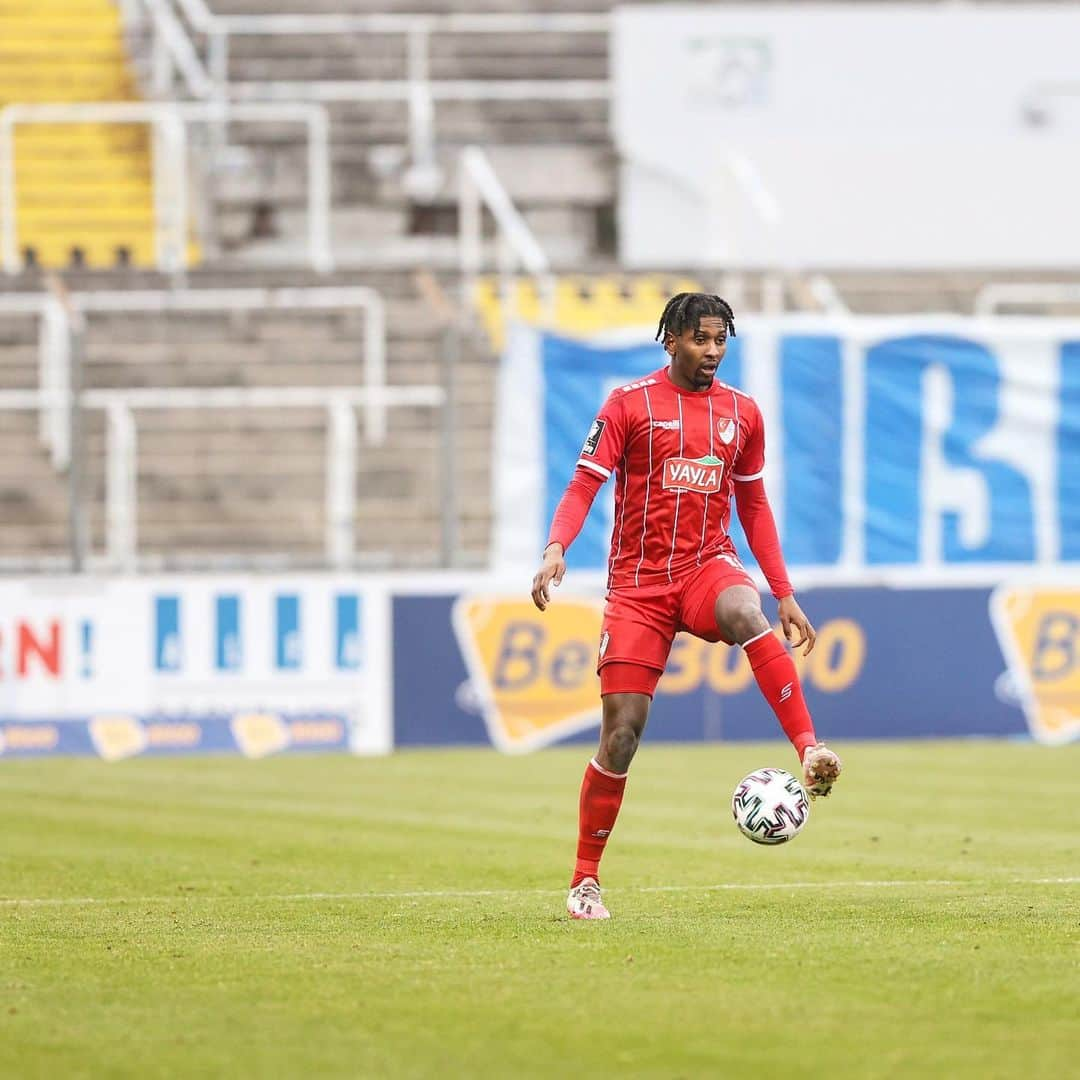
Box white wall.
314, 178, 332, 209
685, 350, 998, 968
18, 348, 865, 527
614, 5, 1080, 269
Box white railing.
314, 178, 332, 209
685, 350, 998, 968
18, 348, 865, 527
807, 274, 850, 317
717, 150, 789, 313
0, 384, 443, 572
0, 101, 332, 274
974, 283, 1080, 315
0, 287, 390, 475
69, 287, 389, 441
123, 4, 610, 200
0, 293, 70, 468
123, 0, 216, 99
144, 8, 609, 100
458, 146, 554, 326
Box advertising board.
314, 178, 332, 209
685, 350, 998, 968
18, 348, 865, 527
0, 576, 391, 759
394, 579, 1080, 750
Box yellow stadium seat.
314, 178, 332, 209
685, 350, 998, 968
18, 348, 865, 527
473, 275, 705, 350
0, 1, 195, 270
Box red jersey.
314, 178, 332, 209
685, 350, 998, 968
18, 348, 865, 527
575, 366, 766, 589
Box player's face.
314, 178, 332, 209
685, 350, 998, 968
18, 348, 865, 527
666, 317, 728, 390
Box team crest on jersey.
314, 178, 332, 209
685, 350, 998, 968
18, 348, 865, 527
663, 455, 724, 494
716, 418, 736, 445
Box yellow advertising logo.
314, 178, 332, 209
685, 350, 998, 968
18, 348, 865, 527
231, 712, 290, 758
89, 715, 148, 761
991, 587, 1080, 746
452, 595, 604, 753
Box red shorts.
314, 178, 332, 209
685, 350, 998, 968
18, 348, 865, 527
597, 554, 756, 698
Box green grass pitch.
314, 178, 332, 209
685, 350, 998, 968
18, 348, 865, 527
1, 741, 1077, 1078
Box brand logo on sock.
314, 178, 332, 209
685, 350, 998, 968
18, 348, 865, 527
592, 829, 610, 838
780, 682, 793, 702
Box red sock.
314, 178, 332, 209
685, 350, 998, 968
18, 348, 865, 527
743, 631, 817, 761
571, 758, 627, 887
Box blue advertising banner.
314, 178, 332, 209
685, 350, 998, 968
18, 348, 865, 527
393, 583, 1077, 750
493, 317, 1080, 578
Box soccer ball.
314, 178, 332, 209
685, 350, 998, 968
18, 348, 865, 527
731, 768, 810, 845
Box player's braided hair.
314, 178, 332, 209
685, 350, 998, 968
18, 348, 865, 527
654, 292, 736, 342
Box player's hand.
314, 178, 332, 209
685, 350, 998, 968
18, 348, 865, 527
778, 595, 816, 655
531, 544, 566, 611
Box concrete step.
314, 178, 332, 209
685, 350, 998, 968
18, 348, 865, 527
226, 37, 606, 82
212, 0, 611, 12
0, 317, 40, 346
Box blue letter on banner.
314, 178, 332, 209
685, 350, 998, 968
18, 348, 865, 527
215, 594, 242, 672
865, 335, 1034, 563
335, 593, 362, 670
275, 594, 301, 670
781, 335, 843, 564
1059, 342, 1080, 561
154, 595, 181, 672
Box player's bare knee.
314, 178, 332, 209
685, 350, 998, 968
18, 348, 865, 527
733, 602, 769, 642
603, 724, 640, 772
716, 597, 768, 644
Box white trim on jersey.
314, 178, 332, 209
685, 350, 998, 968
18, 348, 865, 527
731, 388, 741, 459
723, 388, 742, 539
697, 395, 714, 565
666, 393, 685, 583
576, 458, 611, 479
610, 458, 629, 590
634, 386, 655, 587
733, 469, 765, 482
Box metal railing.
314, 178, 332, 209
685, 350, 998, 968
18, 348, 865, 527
0, 101, 332, 274
133, 5, 609, 100
0, 283, 433, 570
121, 3, 610, 199
0, 287, 391, 467
71, 287, 389, 441
458, 146, 554, 327
0, 384, 443, 572
122, 0, 217, 100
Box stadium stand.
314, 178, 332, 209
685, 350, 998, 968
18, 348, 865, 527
0, 0, 164, 269
0, 267, 492, 569
116, 1, 613, 268
4, 0, 1080, 574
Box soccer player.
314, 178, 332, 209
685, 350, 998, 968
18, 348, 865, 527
530, 293, 842, 920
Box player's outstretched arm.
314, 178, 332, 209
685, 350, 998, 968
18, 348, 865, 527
531, 543, 566, 611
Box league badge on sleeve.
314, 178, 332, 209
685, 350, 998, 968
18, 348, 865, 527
582, 419, 606, 456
